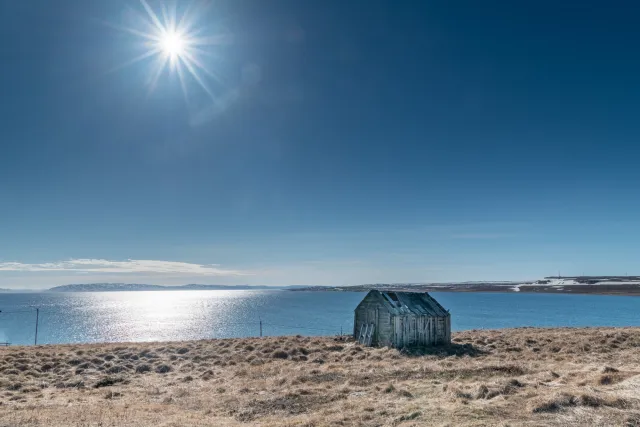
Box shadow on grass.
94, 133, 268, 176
400, 343, 487, 358
334, 335, 486, 357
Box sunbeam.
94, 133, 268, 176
110, 0, 225, 99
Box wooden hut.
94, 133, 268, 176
354, 290, 451, 348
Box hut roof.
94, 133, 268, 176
369, 290, 449, 317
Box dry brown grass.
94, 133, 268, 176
1, 327, 640, 426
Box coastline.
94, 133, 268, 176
292, 283, 640, 296
2, 327, 640, 426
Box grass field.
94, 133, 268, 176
1, 328, 640, 426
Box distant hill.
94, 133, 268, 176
48, 283, 278, 292
290, 276, 640, 296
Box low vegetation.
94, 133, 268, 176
1, 328, 640, 426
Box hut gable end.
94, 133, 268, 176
354, 290, 387, 312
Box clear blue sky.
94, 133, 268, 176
2, 0, 640, 288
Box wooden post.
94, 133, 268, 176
259, 320, 262, 337
34, 308, 39, 346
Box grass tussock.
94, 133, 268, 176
530, 392, 629, 413
1, 327, 640, 426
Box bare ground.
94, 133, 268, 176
1, 328, 640, 426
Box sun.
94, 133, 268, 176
109, 0, 227, 99
160, 31, 185, 57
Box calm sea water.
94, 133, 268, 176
1, 291, 640, 346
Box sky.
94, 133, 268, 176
2, 1, 640, 288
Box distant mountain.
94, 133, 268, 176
48, 283, 277, 292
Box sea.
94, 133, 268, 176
1, 290, 640, 346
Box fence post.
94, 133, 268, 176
34, 308, 39, 346
259, 320, 262, 337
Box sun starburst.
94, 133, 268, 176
109, 0, 227, 100
160, 30, 185, 57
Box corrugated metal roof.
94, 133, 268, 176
376, 290, 449, 317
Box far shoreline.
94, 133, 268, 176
5, 276, 640, 297
291, 283, 640, 297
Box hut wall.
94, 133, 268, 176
391, 315, 400, 348
377, 310, 393, 347
390, 314, 451, 348
417, 316, 432, 346
435, 316, 446, 344
445, 315, 451, 343
354, 293, 383, 345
